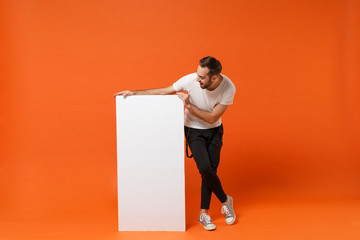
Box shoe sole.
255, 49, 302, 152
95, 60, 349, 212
226, 215, 236, 225
199, 221, 216, 231
203, 225, 216, 231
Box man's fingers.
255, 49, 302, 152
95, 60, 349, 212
177, 92, 189, 101
113, 91, 133, 97
176, 92, 185, 98
176, 93, 184, 100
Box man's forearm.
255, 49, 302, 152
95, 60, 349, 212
133, 86, 176, 95
177, 92, 228, 124
186, 104, 218, 124
133, 88, 166, 95
113, 86, 176, 97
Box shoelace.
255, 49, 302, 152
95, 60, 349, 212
221, 205, 231, 216
199, 213, 212, 225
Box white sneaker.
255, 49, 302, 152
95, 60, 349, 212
221, 195, 236, 225
198, 213, 216, 231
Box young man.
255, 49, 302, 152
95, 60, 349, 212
114, 56, 236, 231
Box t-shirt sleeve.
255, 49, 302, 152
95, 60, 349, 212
220, 81, 236, 105
173, 73, 195, 92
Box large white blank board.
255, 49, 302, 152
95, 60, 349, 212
116, 95, 185, 231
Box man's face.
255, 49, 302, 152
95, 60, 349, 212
196, 65, 213, 89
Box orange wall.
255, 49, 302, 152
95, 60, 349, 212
1, 0, 359, 223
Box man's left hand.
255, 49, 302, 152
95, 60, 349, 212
176, 92, 191, 108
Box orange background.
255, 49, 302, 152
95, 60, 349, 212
1, 0, 359, 239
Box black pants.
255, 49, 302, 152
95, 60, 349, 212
185, 125, 228, 209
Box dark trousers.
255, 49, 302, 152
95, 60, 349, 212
185, 124, 228, 209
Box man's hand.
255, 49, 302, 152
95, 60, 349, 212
176, 92, 191, 108
113, 90, 134, 97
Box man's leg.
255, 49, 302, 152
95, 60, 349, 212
200, 179, 212, 210
186, 127, 227, 208
205, 125, 227, 204
208, 125, 236, 225
185, 127, 217, 230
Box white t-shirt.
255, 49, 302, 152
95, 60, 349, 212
173, 73, 236, 129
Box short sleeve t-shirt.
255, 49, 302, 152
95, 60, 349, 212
173, 73, 236, 129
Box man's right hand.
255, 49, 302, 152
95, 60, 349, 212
113, 90, 135, 97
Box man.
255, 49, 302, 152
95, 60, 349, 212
114, 56, 236, 231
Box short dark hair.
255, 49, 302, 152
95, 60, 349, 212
199, 56, 222, 77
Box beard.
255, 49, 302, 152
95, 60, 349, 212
200, 80, 212, 89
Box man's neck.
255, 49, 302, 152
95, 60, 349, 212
207, 75, 223, 91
